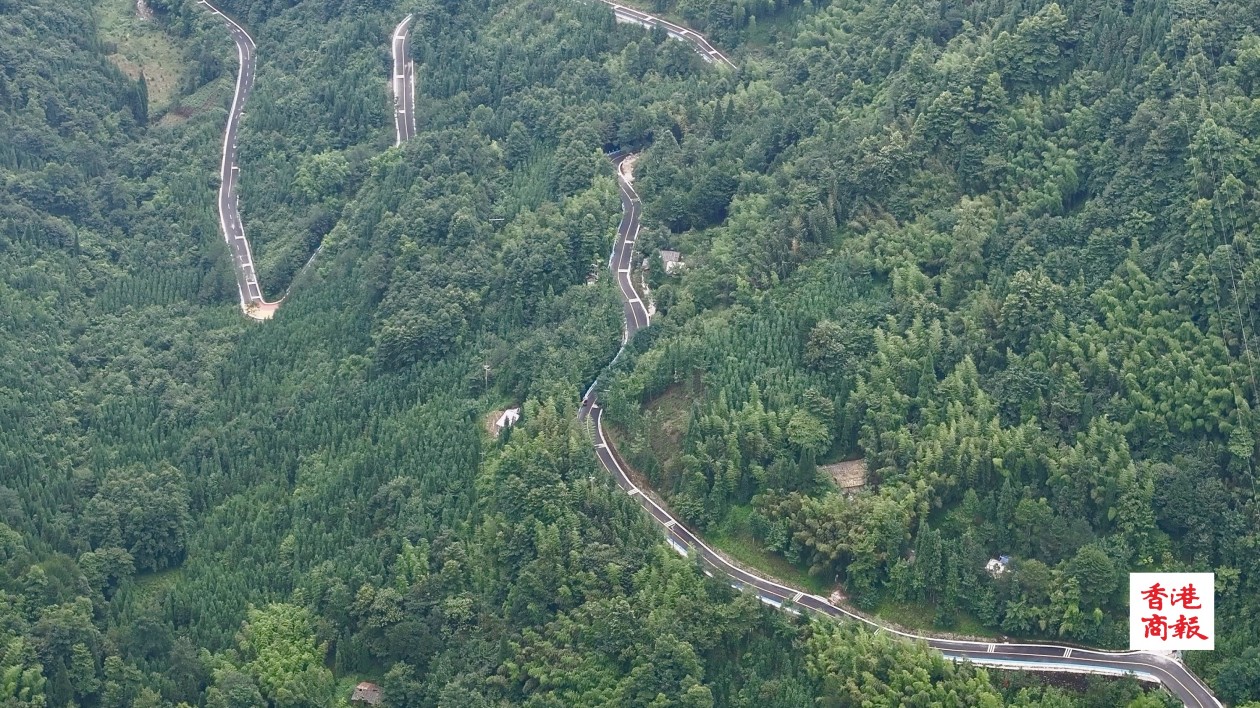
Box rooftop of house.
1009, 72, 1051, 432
495, 407, 521, 430
351, 682, 382, 705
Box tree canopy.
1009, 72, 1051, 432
1, 0, 1251, 704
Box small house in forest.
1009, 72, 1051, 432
351, 682, 382, 706
659, 249, 683, 274
495, 408, 521, 434
643, 250, 685, 274
986, 555, 1011, 577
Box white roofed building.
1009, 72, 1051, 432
495, 408, 520, 434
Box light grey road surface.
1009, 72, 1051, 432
578, 158, 1221, 706
188, 5, 1221, 702
575, 16, 1220, 703
610, 155, 648, 342
199, 0, 280, 319
392, 14, 416, 145
583, 395, 1222, 708
600, 0, 737, 69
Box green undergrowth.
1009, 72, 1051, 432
158, 77, 233, 126
96, 0, 184, 110
871, 597, 997, 640
638, 381, 692, 469
708, 505, 830, 596
129, 567, 184, 601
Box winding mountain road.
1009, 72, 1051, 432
391, 14, 416, 145
579, 158, 1222, 708
579, 10, 1221, 708
609, 156, 648, 343
193, 1, 1222, 703
199, 0, 279, 320
600, 0, 736, 69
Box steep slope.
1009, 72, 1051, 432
607, 0, 1260, 702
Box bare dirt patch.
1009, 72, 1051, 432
483, 410, 500, 436
820, 458, 867, 491
484, 408, 520, 437
245, 301, 279, 320
618, 153, 640, 185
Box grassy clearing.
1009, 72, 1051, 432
739, 5, 814, 50
873, 597, 997, 639
97, 0, 185, 111
639, 381, 692, 471
157, 78, 233, 127
708, 505, 831, 595
130, 567, 183, 599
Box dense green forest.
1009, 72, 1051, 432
601, 0, 1260, 703
0, 0, 1250, 705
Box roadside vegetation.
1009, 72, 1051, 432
605, 0, 1260, 702
1, 0, 1248, 705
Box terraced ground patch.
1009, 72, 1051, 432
97, 0, 184, 111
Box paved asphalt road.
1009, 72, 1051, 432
578, 22, 1220, 703
577, 160, 1221, 705
189, 2, 1220, 703
392, 15, 416, 145
600, 0, 736, 69
199, 0, 284, 319
610, 155, 648, 343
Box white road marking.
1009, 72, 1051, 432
586, 359, 1218, 705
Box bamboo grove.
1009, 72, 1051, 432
603, 0, 1260, 702
1, 0, 1255, 705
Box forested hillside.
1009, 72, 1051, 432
602, 0, 1260, 703
0, 0, 1245, 705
